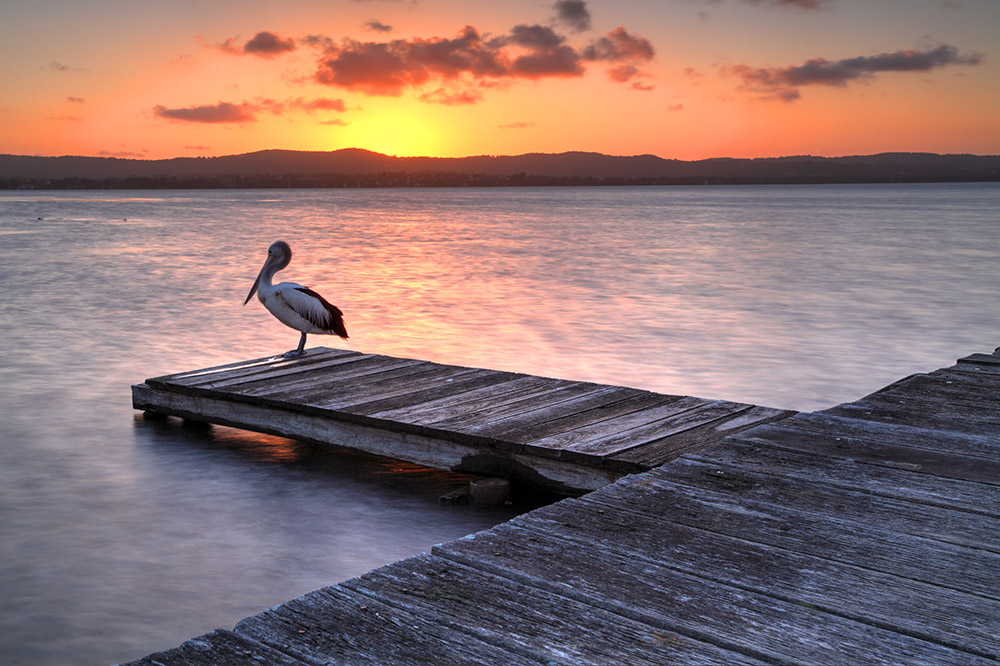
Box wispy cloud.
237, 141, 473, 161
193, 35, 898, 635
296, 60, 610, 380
419, 87, 484, 105
748, 0, 826, 8
154, 101, 256, 123
99, 148, 148, 158
364, 20, 393, 33
153, 97, 347, 123
724, 44, 983, 101
690, 0, 828, 9
499, 121, 537, 129
66, 96, 85, 104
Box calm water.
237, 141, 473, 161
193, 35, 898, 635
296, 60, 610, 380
1, 183, 998, 665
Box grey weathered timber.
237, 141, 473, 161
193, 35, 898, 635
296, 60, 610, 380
133, 346, 787, 493
123, 349, 1000, 666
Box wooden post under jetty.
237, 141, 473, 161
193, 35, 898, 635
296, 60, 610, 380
124, 349, 1000, 666
132, 346, 792, 494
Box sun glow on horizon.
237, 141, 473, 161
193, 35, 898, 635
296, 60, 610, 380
335, 107, 444, 158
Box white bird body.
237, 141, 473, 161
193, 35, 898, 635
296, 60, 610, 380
245, 241, 348, 357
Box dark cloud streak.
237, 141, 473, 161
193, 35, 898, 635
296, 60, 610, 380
154, 97, 347, 123
726, 44, 983, 101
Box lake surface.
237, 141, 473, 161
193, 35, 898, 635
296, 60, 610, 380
0, 183, 998, 665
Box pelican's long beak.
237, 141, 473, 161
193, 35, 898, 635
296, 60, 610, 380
243, 272, 261, 305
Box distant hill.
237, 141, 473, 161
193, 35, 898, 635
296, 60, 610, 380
1, 149, 997, 188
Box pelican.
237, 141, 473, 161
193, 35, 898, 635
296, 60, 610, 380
244, 240, 348, 358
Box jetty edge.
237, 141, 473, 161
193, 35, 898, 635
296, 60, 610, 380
123, 348, 1000, 665
131, 346, 792, 494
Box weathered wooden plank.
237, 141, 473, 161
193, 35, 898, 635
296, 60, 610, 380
119, 628, 311, 666
343, 371, 527, 417
234, 582, 541, 666
607, 405, 795, 469
497, 391, 684, 446
366, 375, 573, 423
752, 410, 999, 462
841, 391, 1000, 422
554, 400, 751, 461
820, 400, 1000, 442
253, 362, 467, 404
652, 454, 999, 552
733, 420, 1000, 486
691, 436, 1000, 516
228, 356, 430, 397
152, 347, 358, 387
506, 496, 1000, 662
957, 352, 1000, 367
585, 472, 1000, 599
505, 392, 692, 449
436, 523, 999, 664
318, 368, 513, 411
467, 386, 646, 440
150, 346, 347, 380
871, 370, 1000, 408
193, 352, 387, 392
428, 381, 612, 430
340, 553, 773, 666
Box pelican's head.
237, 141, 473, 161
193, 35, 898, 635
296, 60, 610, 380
244, 240, 293, 305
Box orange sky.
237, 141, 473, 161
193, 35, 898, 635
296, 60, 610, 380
1, 0, 998, 160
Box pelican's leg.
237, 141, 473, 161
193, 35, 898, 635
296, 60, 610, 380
283, 332, 307, 358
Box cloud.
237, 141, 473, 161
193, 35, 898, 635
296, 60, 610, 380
419, 88, 484, 105
692, 0, 827, 9
314, 26, 505, 95
499, 121, 537, 129
505, 25, 584, 77
154, 102, 256, 123
746, 0, 825, 8
289, 97, 347, 112
724, 44, 983, 101
153, 97, 347, 123
309, 19, 655, 97
584, 27, 654, 61
66, 96, 85, 104
99, 149, 148, 158
583, 27, 655, 86
219, 31, 296, 58
184, 145, 212, 151
364, 20, 393, 33
553, 0, 592, 32
668, 103, 684, 111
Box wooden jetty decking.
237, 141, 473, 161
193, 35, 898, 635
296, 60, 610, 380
132, 347, 792, 493
124, 350, 1000, 666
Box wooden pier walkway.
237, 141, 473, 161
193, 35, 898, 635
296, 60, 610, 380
132, 347, 791, 493
124, 350, 999, 666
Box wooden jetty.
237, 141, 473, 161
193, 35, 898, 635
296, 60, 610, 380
132, 347, 791, 493
124, 350, 999, 666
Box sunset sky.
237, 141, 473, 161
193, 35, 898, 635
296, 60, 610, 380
2, 0, 997, 160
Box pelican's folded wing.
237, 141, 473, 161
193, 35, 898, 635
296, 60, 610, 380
280, 285, 349, 338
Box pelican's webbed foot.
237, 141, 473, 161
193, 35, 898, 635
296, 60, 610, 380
281, 332, 308, 358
